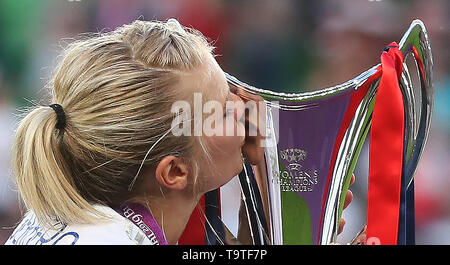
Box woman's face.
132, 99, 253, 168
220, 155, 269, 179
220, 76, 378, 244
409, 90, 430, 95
181, 53, 246, 194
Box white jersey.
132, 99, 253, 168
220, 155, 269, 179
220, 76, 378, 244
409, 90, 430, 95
5, 205, 155, 245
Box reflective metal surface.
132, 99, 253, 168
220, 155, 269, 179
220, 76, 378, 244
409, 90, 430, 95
398, 20, 434, 189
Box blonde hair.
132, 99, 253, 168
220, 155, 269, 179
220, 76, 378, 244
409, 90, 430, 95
12, 19, 214, 227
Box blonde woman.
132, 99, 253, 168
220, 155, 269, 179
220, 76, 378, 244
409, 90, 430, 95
5, 19, 352, 245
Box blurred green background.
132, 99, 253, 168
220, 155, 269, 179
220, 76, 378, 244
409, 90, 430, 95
0, 0, 448, 244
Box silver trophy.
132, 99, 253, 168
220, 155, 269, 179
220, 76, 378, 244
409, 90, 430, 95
215, 19, 433, 245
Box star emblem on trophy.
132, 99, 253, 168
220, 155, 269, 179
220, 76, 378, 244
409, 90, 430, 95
280, 148, 307, 164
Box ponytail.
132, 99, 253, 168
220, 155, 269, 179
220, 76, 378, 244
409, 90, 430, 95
12, 106, 107, 227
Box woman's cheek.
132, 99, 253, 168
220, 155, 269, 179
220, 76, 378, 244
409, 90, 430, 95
236, 121, 246, 143
224, 116, 246, 144
201, 135, 244, 189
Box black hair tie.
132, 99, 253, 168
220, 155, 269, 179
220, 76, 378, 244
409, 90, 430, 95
49, 104, 66, 130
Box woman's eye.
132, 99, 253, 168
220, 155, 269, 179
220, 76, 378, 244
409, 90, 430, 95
229, 84, 238, 95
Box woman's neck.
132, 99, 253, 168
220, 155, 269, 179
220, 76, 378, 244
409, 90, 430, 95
145, 191, 201, 245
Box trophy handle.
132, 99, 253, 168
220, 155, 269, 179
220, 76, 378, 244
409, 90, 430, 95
398, 19, 434, 188
351, 19, 434, 245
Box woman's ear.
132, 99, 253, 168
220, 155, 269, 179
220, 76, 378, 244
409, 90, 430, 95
155, 156, 189, 191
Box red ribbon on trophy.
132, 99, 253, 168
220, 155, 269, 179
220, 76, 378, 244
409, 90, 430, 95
366, 42, 405, 245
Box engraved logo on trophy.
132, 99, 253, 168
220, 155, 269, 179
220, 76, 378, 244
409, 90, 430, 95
276, 148, 318, 192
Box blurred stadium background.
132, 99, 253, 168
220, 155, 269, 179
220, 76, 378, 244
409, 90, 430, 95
0, 0, 448, 244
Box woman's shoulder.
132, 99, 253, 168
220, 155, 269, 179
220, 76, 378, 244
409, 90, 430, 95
5, 205, 150, 245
